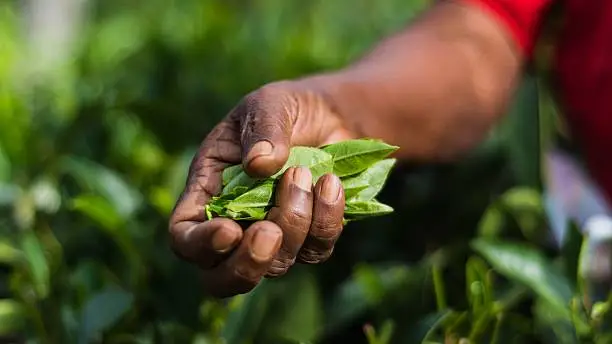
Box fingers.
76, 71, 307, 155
169, 120, 242, 267
299, 174, 345, 264
169, 218, 243, 269
202, 221, 283, 298
265, 166, 314, 277
234, 85, 297, 178
170, 121, 241, 230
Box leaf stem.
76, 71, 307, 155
432, 264, 446, 311
468, 309, 492, 343
490, 313, 504, 344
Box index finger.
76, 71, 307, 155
169, 122, 242, 267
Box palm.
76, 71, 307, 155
169, 84, 351, 297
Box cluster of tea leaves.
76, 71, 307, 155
205, 139, 399, 223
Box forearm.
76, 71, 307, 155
308, 1, 524, 161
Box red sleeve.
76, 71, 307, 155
460, 0, 553, 56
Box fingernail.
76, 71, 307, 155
246, 141, 273, 162
321, 175, 341, 203
251, 228, 282, 260
292, 166, 312, 191
210, 227, 240, 253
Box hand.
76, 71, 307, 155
169, 80, 356, 298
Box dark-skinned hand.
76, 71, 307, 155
169, 80, 356, 298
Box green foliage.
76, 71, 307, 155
342, 159, 396, 201
1, 0, 610, 343
210, 140, 397, 222
320, 139, 398, 178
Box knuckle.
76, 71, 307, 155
266, 258, 293, 278
288, 206, 312, 223
243, 84, 286, 112
299, 247, 334, 264
311, 215, 340, 233
256, 82, 292, 99
251, 83, 299, 115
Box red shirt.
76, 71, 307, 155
463, 0, 612, 204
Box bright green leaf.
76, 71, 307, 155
341, 159, 396, 201
222, 164, 244, 186
226, 182, 274, 212
321, 139, 398, 177
273, 146, 333, 181
344, 200, 393, 220
472, 238, 572, 318
221, 171, 258, 196
225, 207, 268, 221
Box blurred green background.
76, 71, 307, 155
0, 0, 586, 343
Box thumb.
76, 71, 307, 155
236, 86, 296, 178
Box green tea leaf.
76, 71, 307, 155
226, 182, 275, 212
208, 185, 266, 220
205, 205, 213, 220
272, 146, 333, 181
225, 207, 268, 221
222, 164, 244, 186
341, 159, 396, 201
322, 139, 398, 177
21, 231, 50, 299
206, 202, 229, 220
222, 171, 258, 196
213, 186, 249, 204
216, 141, 396, 223
471, 238, 572, 318
222, 147, 333, 195
344, 200, 394, 220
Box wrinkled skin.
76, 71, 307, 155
168, 82, 355, 298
